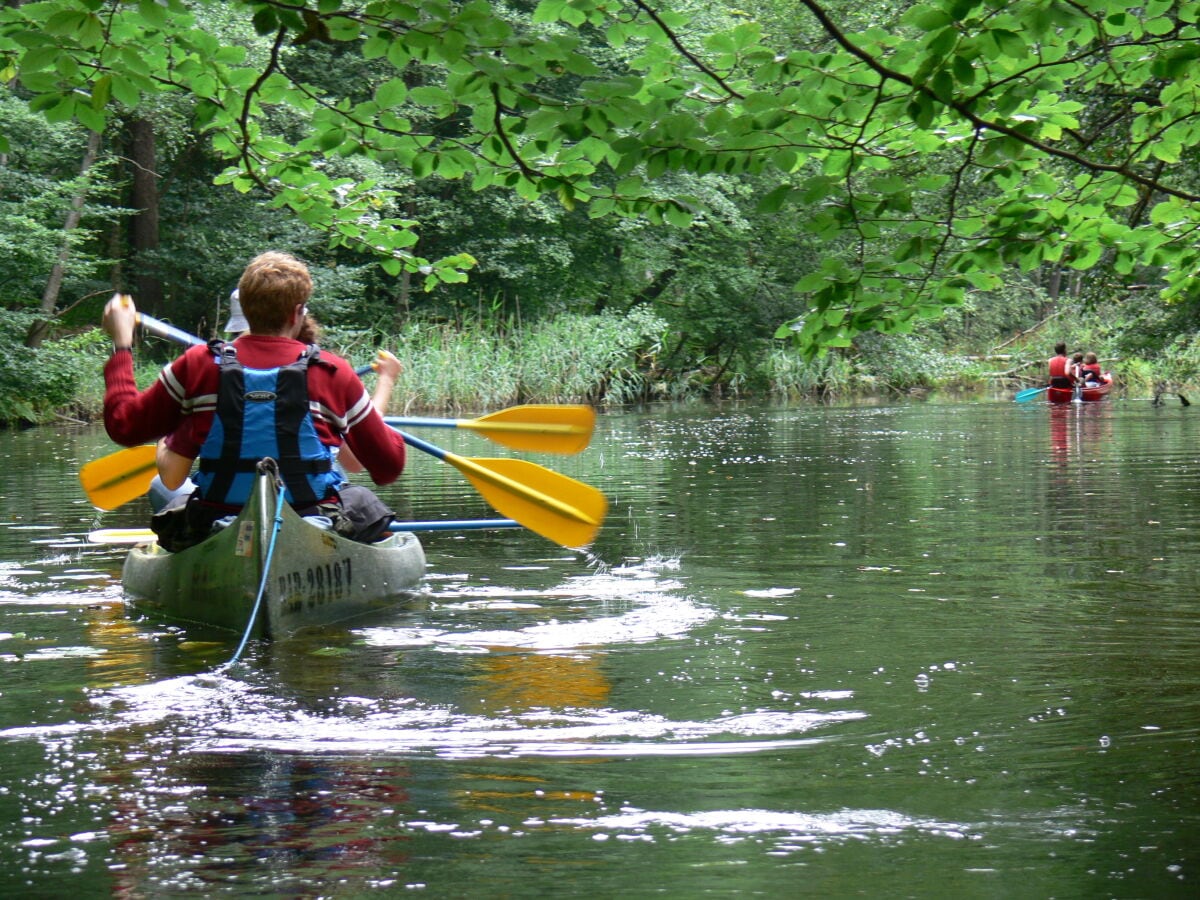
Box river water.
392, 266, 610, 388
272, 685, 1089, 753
1, 399, 1198, 896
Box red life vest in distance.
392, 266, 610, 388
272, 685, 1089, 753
1048, 355, 1070, 383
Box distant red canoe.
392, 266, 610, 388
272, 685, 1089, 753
1047, 374, 1112, 403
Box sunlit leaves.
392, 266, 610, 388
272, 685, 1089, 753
4, 0, 1200, 348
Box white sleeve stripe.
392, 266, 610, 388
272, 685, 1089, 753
311, 401, 349, 433
180, 393, 217, 414
159, 363, 186, 404
342, 391, 373, 429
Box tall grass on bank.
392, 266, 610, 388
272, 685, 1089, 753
515, 307, 666, 405
763, 345, 855, 400
385, 320, 521, 415
18, 301, 1200, 428
330, 308, 668, 412
763, 333, 966, 399
6, 309, 668, 425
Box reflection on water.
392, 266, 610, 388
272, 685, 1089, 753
2, 405, 1199, 895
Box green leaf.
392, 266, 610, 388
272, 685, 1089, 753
664, 202, 693, 228
43, 11, 88, 37
532, 0, 567, 24
91, 74, 112, 109
42, 94, 78, 124
561, 4, 586, 27
317, 127, 346, 151
252, 7, 278, 34
20, 47, 61, 73
110, 74, 141, 107
907, 92, 936, 129
757, 185, 794, 213
376, 78, 407, 107
1151, 141, 1181, 163
409, 85, 454, 110
1068, 243, 1103, 269
988, 29, 1027, 58
951, 53, 976, 87
908, 8, 953, 30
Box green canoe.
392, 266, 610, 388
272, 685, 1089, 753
121, 464, 425, 639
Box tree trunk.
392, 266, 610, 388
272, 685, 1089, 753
393, 199, 417, 330
1045, 263, 1062, 320
25, 129, 102, 348
394, 266, 412, 331
129, 117, 163, 312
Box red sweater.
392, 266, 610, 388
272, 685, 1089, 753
103, 336, 405, 486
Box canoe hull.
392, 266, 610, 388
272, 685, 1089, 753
1047, 376, 1112, 403
121, 469, 425, 639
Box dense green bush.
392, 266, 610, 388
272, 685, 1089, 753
0, 311, 110, 424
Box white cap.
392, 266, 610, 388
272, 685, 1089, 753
224, 289, 248, 333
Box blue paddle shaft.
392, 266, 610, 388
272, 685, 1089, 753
384, 416, 455, 429
391, 519, 520, 532
1015, 387, 1049, 402
395, 430, 447, 461
138, 313, 206, 347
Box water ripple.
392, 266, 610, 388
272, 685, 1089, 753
547, 806, 976, 843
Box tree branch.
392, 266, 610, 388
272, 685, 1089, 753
795, 0, 1200, 203
631, 0, 744, 100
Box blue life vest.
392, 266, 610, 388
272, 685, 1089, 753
195, 341, 340, 508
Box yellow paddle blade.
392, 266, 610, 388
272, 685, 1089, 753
88, 527, 157, 544
448, 454, 607, 548
79, 444, 157, 511
462, 405, 595, 454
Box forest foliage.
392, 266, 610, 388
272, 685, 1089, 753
3, 0, 1200, 422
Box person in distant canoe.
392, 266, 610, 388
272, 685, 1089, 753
101, 250, 406, 550
1048, 342, 1075, 389
1070, 351, 1085, 382
1080, 352, 1105, 384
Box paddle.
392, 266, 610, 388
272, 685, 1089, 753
79, 405, 594, 509
79, 444, 159, 511
88, 518, 525, 544
396, 430, 606, 548
77, 307, 193, 510
140, 312, 594, 453
136, 311, 206, 347
1014, 386, 1049, 402
88, 316, 608, 546
384, 405, 594, 454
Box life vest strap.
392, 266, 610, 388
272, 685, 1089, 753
198, 457, 332, 475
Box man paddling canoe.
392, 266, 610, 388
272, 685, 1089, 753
101, 251, 406, 550
1048, 342, 1075, 390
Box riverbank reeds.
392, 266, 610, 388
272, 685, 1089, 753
4, 303, 1199, 428
327, 308, 669, 413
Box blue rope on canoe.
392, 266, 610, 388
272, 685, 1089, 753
220, 481, 287, 670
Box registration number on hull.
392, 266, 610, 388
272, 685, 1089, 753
277, 558, 352, 610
